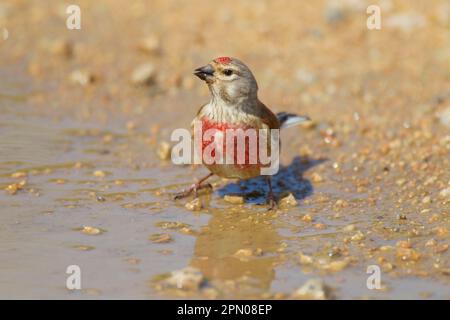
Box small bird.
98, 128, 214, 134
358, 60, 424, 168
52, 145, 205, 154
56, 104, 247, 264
175, 57, 310, 208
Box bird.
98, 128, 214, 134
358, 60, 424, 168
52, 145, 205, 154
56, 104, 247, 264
174, 57, 310, 209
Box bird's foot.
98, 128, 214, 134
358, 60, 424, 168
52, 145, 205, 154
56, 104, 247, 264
267, 193, 277, 210
174, 182, 213, 200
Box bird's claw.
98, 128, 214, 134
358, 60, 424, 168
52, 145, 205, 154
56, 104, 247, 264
267, 195, 277, 210
173, 182, 212, 200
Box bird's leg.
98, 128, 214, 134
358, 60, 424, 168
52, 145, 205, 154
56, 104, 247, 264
174, 173, 214, 200
266, 176, 277, 210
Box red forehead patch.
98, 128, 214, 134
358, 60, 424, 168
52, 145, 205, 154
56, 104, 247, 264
214, 56, 232, 64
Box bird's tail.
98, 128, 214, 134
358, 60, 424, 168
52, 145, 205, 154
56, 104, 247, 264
276, 112, 311, 129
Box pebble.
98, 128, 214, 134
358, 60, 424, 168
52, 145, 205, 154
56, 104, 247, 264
11, 171, 27, 178
298, 252, 314, 265
69, 70, 95, 86
137, 35, 161, 55
149, 233, 172, 244
291, 279, 330, 300
439, 188, 450, 199
314, 223, 327, 229
224, 195, 245, 204
279, 193, 297, 208
437, 107, 450, 127
162, 267, 205, 291
93, 170, 106, 178
343, 224, 356, 232
155, 221, 190, 230
185, 198, 202, 211
396, 240, 412, 249
350, 230, 365, 242
49, 40, 73, 58
233, 248, 263, 260
80, 226, 104, 235
422, 196, 431, 204
434, 244, 449, 254
5, 180, 27, 195
322, 259, 349, 272
396, 248, 421, 261
131, 63, 156, 86
311, 172, 324, 183
157, 142, 171, 160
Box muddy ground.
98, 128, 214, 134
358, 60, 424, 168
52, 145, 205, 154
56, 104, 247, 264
0, 0, 449, 299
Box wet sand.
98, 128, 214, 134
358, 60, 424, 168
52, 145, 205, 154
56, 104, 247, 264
0, 0, 449, 299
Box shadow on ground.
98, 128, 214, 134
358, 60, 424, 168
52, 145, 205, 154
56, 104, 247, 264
216, 156, 327, 205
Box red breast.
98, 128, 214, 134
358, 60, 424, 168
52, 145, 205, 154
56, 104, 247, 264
199, 117, 264, 169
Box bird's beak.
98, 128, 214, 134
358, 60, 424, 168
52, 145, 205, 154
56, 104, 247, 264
193, 64, 215, 81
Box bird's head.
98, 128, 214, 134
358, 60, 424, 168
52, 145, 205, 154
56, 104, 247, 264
194, 57, 258, 104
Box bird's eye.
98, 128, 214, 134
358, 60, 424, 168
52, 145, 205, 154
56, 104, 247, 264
223, 69, 233, 76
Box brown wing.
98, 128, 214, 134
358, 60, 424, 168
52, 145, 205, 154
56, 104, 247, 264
256, 100, 280, 130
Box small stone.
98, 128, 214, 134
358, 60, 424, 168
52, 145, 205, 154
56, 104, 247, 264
93, 170, 106, 178
396, 240, 412, 249
149, 233, 172, 244
157, 142, 171, 160
137, 35, 161, 55
311, 172, 324, 183
233, 248, 263, 260
96, 195, 106, 202
323, 259, 350, 272
155, 221, 191, 230
131, 63, 156, 86
298, 252, 314, 265
80, 226, 104, 235
291, 279, 331, 300
49, 40, 73, 58
437, 107, 450, 127
301, 214, 313, 223
396, 247, 421, 261
422, 196, 431, 204
343, 224, 356, 232
314, 223, 327, 229
69, 70, 95, 86
435, 244, 449, 253
185, 198, 202, 211
439, 188, 450, 199
350, 230, 365, 242
279, 193, 297, 208
162, 267, 205, 291
11, 171, 27, 178
334, 199, 348, 208
224, 195, 245, 204
5, 180, 27, 195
